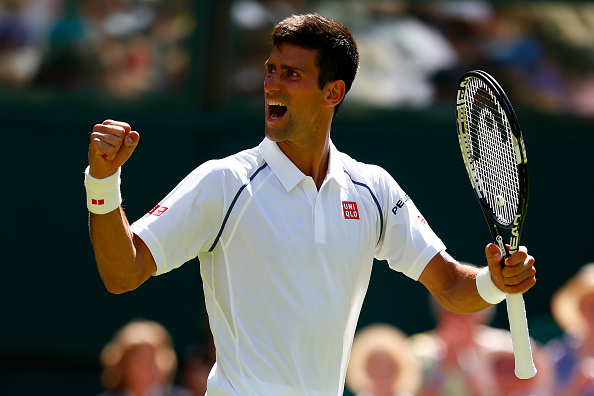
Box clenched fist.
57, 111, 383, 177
88, 120, 139, 179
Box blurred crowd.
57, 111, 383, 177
0, 0, 194, 96
101, 262, 594, 396
2, 0, 594, 115
342, 262, 594, 396
231, 0, 594, 116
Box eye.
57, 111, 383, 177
287, 70, 300, 78
266, 65, 275, 75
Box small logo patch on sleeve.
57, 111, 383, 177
342, 201, 359, 219
149, 205, 168, 217
391, 194, 411, 215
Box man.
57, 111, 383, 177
85, 14, 536, 396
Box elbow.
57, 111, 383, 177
104, 283, 132, 294
432, 288, 465, 314
438, 295, 477, 315
100, 273, 142, 294
95, 255, 149, 294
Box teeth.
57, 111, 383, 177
268, 100, 287, 120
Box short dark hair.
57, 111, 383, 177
272, 14, 359, 117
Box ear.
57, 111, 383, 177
323, 80, 346, 109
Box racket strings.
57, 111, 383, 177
464, 78, 519, 226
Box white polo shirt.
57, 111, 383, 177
130, 137, 445, 396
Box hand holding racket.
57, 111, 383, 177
456, 70, 537, 379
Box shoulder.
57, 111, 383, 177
339, 151, 395, 191
184, 147, 265, 187
198, 146, 262, 175
156, 146, 266, 208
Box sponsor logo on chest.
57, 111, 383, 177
342, 201, 359, 220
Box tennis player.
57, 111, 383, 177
85, 14, 536, 396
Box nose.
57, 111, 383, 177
264, 73, 280, 94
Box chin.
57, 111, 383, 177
264, 125, 288, 142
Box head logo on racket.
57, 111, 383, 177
456, 70, 536, 379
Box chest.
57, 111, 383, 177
219, 176, 381, 267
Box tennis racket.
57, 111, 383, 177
456, 70, 537, 379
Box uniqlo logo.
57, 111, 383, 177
149, 205, 168, 217
342, 201, 359, 220
91, 199, 105, 206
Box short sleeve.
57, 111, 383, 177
373, 169, 446, 280
130, 161, 229, 276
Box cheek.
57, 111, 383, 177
291, 82, 323, 105
580, 294, 594, 321
121, 346, 160, 382
296, 92, 325, 118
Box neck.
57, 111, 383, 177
276, 132, 331, 190
372, 383, 396, 396
122, 382, 155, 396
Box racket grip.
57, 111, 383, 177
505, 292, 537, 379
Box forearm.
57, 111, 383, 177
86, 120, 155, 293
437, 262, 491, 314
421, 243, 536, 314
419, 252, 492, 314
89, 207, 149, 294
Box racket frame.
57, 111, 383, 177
457, 70, 529, 256
456, 70, 536, 379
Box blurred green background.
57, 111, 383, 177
1, 0, 593, 394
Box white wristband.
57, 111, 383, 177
84, 166, 122, 214
476, 266, 506, 305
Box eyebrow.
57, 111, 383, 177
265, 62, 305, 73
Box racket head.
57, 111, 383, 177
456, 70, 529, 231
456, 70, 537, 380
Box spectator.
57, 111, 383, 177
547, 263, 594, 396
0, 0, 46, 87
346, 323, 421, 396
98, 319, 193, 396
410, 293, 499, 396
483, 330, 554, 396
180, 344, 216, 396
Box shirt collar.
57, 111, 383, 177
327, 140, 348, 189
258, 137, 348, 192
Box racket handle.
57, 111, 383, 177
505, 292, 537, 379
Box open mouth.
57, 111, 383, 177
268, 101, 287, 120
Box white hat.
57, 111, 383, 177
346, 324, 421, 395
551, 263, 594, 336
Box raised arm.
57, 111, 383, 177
418, 244, 536, 314
87, 120, 157, 294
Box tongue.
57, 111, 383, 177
270, 105, 287, 119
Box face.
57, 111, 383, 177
437, 310, 482, 345
264, 43, 332, 144
579, 291, 594, 327
493, 353, 536, 395
119, 343, 160, 390
365, 351, 398, 392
